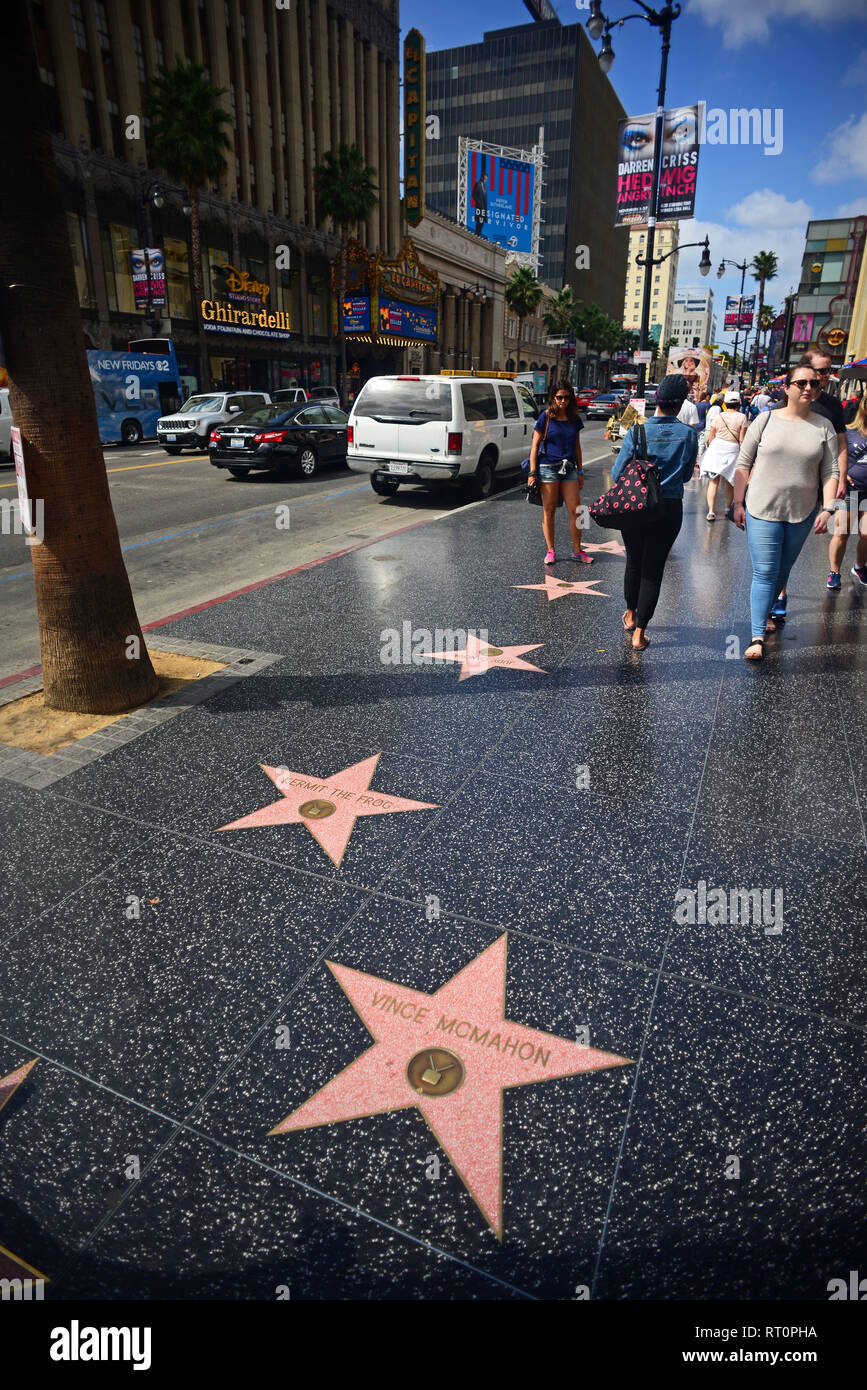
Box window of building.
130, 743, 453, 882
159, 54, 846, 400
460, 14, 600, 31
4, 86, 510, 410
93, 1, 111, 53
275, 268, 299, 324
101, 222, 138, 313
132, 24, 146, 82
107, 99, 123, 154
245, 90, 252, 128
450, 65, 458, 79
308, 272, 328, 336
165, 235, 193, 319
235, 155, 241, 187
66, 212, 96, 309
82, 88, 100, 149
240, 9, 247, 39
69, 0, 87, 50
271, 173, 276, 207
224, 0, 230, 26
205, 246, 230, 299
268, 107, 274, 146
154, 35, 164, 68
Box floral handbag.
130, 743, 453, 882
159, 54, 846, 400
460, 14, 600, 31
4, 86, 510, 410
588, 424, 662, 529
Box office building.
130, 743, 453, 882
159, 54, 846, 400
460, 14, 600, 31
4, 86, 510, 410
27, 0, 401, 392
783, 216, 867, 367
671, 286, 715, 351
622, 223, 679, 353
425, 17, 628, 316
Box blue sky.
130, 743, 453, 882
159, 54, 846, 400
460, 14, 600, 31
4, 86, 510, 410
402, 0, 867, 351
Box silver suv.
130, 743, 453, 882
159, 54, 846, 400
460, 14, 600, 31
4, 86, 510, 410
157, 391, 270, 453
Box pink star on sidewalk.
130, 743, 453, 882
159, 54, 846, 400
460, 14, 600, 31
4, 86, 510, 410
270, 934, 631, 1237
0, 1058, 37, 1115
514, 574, 609, 601
431, 631, 546, 681
582, 540, 626, 555
217, 754, 438, 867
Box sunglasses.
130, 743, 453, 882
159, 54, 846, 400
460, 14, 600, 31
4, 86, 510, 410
791, 379, 819, 389
815, 367, 831, 374
554, 394, 570, 400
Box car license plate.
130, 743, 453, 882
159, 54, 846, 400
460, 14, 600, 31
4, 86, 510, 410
389, 462, 411, 474
166, 434, 176, 442
231, 437, 245, 448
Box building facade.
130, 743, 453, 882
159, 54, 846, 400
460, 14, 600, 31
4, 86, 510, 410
28, 0, 401, 392
622, 223, 679, 354
783, 216, 867, 367
671, 286, 715, 351
407, 210, 508, 376
425, 18, 628, 315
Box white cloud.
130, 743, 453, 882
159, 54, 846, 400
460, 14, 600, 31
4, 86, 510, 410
689, 0, 866, 47
836, 196, 867, 217
811, 110, 867, 183
725, 189, 812, 229
843, 48, 867, 85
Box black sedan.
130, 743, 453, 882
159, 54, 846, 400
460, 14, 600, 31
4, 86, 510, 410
208, 403, 349, 478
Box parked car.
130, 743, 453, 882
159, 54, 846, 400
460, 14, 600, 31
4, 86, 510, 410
308, 386, 340, 404
157, 390, 270, 453
0, 388, 13, 461
347, 374, 537, 499
271, 387, 309, 404
574, 388, 598, 410
585, 391, 628, 420
208, 402, 349, 478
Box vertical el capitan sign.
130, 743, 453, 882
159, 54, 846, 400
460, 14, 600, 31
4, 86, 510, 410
404, 29, 425, 227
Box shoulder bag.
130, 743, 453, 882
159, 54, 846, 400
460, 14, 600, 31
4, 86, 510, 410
524, 411, 550, 507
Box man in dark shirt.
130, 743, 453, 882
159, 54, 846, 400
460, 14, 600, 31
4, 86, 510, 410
805, 351, 849, 589
471, 174, 488, 237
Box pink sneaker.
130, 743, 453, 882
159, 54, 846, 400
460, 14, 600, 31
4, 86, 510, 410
572, 549, 594, 563
544, 548, 556, 564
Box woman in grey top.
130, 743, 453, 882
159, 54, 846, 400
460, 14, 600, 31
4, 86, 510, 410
732, 364, 838, 660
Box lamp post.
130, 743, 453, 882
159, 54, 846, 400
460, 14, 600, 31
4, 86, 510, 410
717, 256, 749, 389
139, 176, 166, 337
586, 1, 688, 395
635, 235, 711, 382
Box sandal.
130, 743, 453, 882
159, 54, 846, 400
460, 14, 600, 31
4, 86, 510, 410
632, 634, 650, 651
744, 637, 765, 661
622, 613, 636, 632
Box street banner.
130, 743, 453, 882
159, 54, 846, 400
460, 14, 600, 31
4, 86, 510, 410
667, 345, 712, 394
378, 296, 438, 341
792, 313, 814, 346
342, 297, 371, 333
723, 295, 755, 330
615, 105, 701, 226
463, 149, 535, 253
130, 248, 166, 308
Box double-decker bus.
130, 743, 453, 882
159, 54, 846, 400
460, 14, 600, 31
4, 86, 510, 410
87, 337, 184, 445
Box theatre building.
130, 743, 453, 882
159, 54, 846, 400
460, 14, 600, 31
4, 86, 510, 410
27, 0, 401, 393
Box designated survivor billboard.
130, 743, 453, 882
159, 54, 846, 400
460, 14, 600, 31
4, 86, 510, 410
615, 105, 701, 226
463, 149, 535, 253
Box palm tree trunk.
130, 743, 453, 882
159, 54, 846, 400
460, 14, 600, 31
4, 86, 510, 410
189, 183, 209, 391
516, 317, 524, 371
0, 0, 158, 712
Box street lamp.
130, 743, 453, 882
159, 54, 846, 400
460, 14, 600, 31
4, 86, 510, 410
139, 178, 166, 336
586, 2, 683, 393
717, 255, 749, 388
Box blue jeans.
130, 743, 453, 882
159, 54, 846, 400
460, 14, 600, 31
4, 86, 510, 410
745, 507, 817, 639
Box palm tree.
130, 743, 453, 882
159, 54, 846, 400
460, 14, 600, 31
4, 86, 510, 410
145, 58, 232, 386
542, 286, 579, 376
750, 251, 779, 381
506, 266, 543, 371
314, 145, 379, 408
0, 1, 158, 712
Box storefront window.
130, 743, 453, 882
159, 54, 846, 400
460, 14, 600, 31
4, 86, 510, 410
66, 211, 95, 309
205, 246, 230, 298
165, 235, 192, 320
275, 269, 299, 327
101, 222, 138, 313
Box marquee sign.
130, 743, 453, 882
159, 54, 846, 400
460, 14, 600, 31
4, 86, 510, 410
332, 239, 439, 346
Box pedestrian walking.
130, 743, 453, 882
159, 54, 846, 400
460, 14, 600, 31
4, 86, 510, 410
732, 364, 839, 661
802, 351, 850, 590
841, 394, 867, 586
613, 374, 698, 650
699, 390, 747, 521
527, 380, 592, 565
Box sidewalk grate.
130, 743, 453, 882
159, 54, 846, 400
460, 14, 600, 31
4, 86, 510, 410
0, 639, 282, 789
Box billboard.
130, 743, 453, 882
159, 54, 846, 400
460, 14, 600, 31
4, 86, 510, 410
464, 149, 535, 254
724, 295, 755, 330
615, 105, 700, 226
666, 345, 712, 394
130, 248, 166, 308
342, 297, 371, 333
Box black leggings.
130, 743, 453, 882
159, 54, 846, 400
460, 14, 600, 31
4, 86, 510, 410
622, 499, 683, 628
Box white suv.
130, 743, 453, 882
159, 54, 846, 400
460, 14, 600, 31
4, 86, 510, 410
347, 374, 537, 498
157, 391, 270, 453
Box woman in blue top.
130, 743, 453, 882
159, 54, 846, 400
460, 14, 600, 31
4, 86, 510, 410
612, 374, 698, 650
528, 380, 592, 564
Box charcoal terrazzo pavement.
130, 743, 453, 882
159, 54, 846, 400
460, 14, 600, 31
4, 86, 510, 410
1, 471, 865, 1300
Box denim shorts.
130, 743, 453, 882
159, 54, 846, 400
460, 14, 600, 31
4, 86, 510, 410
538, 461, 583, 483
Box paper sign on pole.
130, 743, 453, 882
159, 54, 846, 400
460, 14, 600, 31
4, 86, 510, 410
11, 427, 35, 536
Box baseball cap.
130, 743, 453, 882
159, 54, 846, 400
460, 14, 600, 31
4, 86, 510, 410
724, 391, 740, 404
656, 373, 690, 404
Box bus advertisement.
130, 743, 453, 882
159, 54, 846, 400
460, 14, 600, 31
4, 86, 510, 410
87, 339, 184, 445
